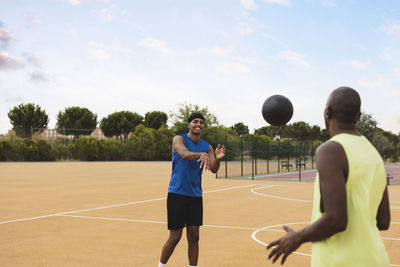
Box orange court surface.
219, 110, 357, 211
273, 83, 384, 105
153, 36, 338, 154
1, 162, 399, 267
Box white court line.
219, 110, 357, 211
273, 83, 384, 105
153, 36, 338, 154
251, 222, 400, 266
252, 222, 312, 257
0, 184, 256, 225
251, 186, 313, 203
57, 214, 287, 232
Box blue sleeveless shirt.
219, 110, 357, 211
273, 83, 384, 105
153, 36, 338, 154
168, 133, 210, 197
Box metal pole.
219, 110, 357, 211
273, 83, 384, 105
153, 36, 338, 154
297, 139, 302, 182
225, 135, 227, 178
240, 136, 243, 177
278, 138, 280, 173
311, 143, 314, 169
267, 141, 270, 174
254, 136, 257, 176
251, 135, 255, 179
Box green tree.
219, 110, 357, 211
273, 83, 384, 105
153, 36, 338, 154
372, 132, 391, 160
144, 111, 168, 130
231, 122, 249, 136
100, 111, 143, 141
286, 121, 312, 140
154, 126, 175, 160
126, 125, 157, 160
56, 107, 97, 142
0, 140, 13, 161
357, 112, 378, 141
8, 103, 49, 139
170, 102, 219, 134
254, 125, 286, 139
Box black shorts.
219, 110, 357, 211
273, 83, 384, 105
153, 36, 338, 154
167, 193, 203, 230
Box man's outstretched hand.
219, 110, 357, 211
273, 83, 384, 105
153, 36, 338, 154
215, 144, 226, 160
266, 225, 302, 265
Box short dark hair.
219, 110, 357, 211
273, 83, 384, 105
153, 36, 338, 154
187, 113, 205, 123
328, 86, 361, 123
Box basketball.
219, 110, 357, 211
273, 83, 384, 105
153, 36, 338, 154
261, 95, 293, 126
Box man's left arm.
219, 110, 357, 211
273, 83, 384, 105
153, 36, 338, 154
266, 141, 348, 265
208, 144, 226, 174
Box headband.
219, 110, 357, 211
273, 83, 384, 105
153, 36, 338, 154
187, 113, 205, 123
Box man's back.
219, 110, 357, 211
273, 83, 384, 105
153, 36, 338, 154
311, 133, 389, 267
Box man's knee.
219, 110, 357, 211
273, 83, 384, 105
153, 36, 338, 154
168, 229, 183, 246
187, 227, 200, 244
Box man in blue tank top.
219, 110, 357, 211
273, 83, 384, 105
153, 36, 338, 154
158, 113, 226, 267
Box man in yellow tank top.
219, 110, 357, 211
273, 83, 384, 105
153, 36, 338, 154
266, 87, 391, 266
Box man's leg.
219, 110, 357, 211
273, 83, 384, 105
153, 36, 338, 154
160, 228, 183, 264
186, 225, 200, 266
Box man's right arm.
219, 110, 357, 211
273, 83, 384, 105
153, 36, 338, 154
376, 186, 390, 230
172, 136, 210, 169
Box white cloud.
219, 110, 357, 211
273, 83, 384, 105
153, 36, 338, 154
23, 8, 41, 27
381, 22, 400, 36
22, 52, 41, 66
0, 53, 24, 70
262, 0, 290, 6
89, 49, 110, 59
240, 0, 256, 10
138, 37, 171, 54
358, 77, 390, 88
3, 96, 24, 103
358, 43, 367, 51
70, 29, 77, 37
235, 56, 260, 65
29, 71, 47, 82
93, 8, 115, 22
90, 40, 109, 50
322, 0, 336, 8
212, 46, 234, 57
350, 59, 371, 70
380, 47, 397, 61
68, 0, 81, 5
219, 63, 249, 73
277, 50, 309, 66
0, 27, 16, 48
394, 67, 400, 73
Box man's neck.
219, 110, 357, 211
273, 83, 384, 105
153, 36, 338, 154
188, 132, 201, 142
328, 121, 360, 137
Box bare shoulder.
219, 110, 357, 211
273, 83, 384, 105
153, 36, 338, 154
316, 141, 345, 158
173, 135, 184, 143
316, 141, 347, 170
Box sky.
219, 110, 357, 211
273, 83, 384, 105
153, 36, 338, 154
0, 0, 399, 135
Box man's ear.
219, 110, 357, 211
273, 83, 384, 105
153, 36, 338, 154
187, 122, 190, 129
356, 111, 361, 121
325, 107, 333, 120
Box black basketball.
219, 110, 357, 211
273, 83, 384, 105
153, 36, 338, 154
262, 95, 293, 126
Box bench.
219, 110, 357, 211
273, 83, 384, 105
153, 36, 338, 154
280, 160, 292, 171
387, 173, 394, 185
296, 160, 306, 170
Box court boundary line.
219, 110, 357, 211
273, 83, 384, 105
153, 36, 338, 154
0, 184, 256, 225
251, 185, 313, 203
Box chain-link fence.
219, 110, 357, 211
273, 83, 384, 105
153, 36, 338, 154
216, 135, 317, 181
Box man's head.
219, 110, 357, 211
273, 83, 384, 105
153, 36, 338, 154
187, 112, 205, 135
324, 86, 361, 134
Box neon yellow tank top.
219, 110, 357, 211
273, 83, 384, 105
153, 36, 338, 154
311, 133, 389, 267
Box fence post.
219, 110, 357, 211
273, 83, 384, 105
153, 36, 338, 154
240, 135, 243, 177
311, 143, 314, 169
277, 138, 280, 173
254, 136, 257, 176
297, 139, 302, 182
251, 135, 255, 180
225, 135, 227, 178
266, 140, 270, 174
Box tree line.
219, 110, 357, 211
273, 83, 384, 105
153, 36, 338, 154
1, 102, 399, 162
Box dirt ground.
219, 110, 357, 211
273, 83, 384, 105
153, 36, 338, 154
0, 162, 399, 267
